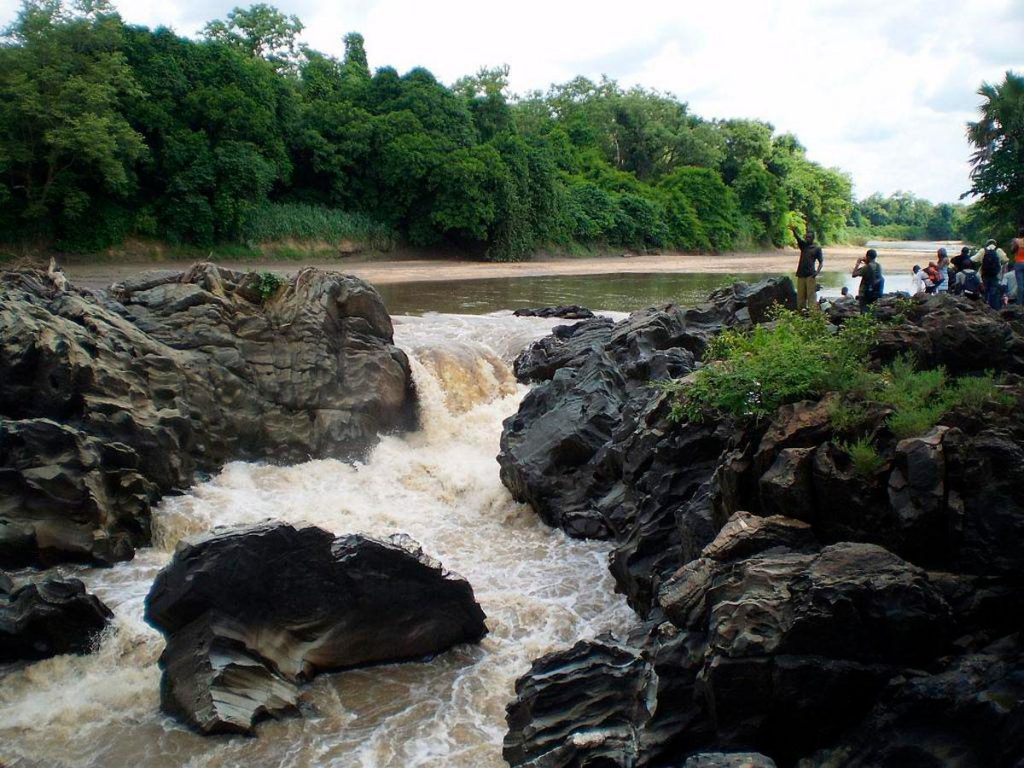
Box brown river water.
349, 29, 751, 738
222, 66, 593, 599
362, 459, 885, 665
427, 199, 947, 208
0, 312, 636, 768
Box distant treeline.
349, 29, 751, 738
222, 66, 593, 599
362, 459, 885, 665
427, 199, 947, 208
848, 191, 990, 244
0, 1, 980, 259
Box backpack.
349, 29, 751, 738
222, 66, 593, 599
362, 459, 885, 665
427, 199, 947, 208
962, 270, 982, 296
981, 248, 1001, 279
866, 264, 884, 300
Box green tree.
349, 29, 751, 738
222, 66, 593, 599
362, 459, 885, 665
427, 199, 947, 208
967, 70, 1024, 228
0, 0, 146, 245
203, 4, 303, 71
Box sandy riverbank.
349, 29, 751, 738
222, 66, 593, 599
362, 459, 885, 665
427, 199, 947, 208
53, 246, 942, 291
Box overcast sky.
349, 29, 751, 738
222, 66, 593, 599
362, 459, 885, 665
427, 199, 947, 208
3, 0, 1021, 203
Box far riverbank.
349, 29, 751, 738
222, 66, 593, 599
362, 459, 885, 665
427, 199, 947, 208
53, 246, 947, 292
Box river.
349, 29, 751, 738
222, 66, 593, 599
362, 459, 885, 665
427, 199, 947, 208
0, 310, 638, 768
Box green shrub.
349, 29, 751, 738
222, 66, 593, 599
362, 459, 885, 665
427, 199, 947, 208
666, 308, 881, 421
828, 399, 872, 433
240, 203, 397, 250
255, 271, 283, 300
838, 436, 886, 476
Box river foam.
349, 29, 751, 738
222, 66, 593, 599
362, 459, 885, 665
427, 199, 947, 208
0, 312, 636, 768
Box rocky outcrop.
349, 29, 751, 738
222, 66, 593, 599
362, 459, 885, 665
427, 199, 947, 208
0, 265, 416, 567
802, 633, 1024, 768
144, 521, 487, 735
513, 305, 596, 320
502, 291, 1024, 767
506, 526, 954, 767
499, 278, 794, 611
0, 576, 112, 661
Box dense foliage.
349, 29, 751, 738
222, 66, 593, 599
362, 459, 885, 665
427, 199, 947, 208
847, 191, 968, 242
0, 0, 858, 258
966, 70, 1024, 240
666, 309, 1010, 441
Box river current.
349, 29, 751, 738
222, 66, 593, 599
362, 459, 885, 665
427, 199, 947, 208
0, 311, 637, 768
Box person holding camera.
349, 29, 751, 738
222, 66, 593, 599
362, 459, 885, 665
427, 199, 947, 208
852, 249, 883, 313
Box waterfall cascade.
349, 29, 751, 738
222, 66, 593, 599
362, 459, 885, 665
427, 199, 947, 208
0, 312, 635, 768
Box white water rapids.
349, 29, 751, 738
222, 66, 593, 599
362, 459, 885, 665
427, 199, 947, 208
0, 311, 637, 768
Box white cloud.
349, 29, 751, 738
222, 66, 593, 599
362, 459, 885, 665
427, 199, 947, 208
1, 0, 1020, 202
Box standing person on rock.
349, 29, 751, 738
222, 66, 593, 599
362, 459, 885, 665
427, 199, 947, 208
972, 239, 1008, 310
1011, 227, 1024, 307
853, 249, 883, 313
935, 248, 950, 293
791, 226, 823, 312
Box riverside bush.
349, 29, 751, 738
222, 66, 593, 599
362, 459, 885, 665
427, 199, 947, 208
667, 308, 879, 421
838, 436, 886, 476
666, 311, 1012, 441
240, 204, 397, 251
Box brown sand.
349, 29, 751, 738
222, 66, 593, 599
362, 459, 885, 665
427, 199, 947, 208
57, 246, 943, 292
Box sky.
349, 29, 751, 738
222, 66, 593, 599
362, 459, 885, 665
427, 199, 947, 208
3, 0, 1021, 203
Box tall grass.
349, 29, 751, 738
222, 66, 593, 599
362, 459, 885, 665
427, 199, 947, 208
241, 203, 397, 251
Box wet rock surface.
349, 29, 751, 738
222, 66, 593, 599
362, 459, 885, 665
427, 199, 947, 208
0, 576, 112, 661
0, 265, 416, 567
513, 305, 596, 320
145, 521, 487, 735
498, 278, 795, 602
501, 290, 1024, 767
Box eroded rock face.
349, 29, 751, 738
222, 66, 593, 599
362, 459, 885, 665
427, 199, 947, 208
144, 522, 487, 735
503, 639, 658, 767
502, 292, 1024, 767
803, 634, 1024, 768
0, 576, 112, 661
0, 265, 416, 567
499, 278, 794, 611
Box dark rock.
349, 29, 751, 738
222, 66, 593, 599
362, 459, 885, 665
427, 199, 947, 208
144, 521, 487, 735
870, 293, 1024, 374
0, 570, 11, 594
803, 634, 1024, 768
503, 639, 658, 767
500, 279, 794, 611
0, 265, 416, 567
680, 752, 777, 768
0, 577, 113, 661
513, 305, 596, 320
513, 316, 616, 383
758, 448, 816, 521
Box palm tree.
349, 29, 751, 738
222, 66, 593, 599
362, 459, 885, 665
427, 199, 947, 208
966, 71, 1024, 227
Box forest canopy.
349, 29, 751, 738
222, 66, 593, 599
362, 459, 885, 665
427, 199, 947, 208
0, 0, 982, 259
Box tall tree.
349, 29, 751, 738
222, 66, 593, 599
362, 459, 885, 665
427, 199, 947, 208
967, 70, 1024, 227
0, 0, 145, 244
203, 4, 304, 71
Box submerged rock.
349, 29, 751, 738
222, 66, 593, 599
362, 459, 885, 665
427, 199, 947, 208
0, 265, 416, 567
145, 521, 487, 735
513, 305, 596, 320
0, 577, 112, 661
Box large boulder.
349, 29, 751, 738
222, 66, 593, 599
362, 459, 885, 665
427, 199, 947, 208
0, 576, 112, 661
144, 522, 487, 735
0, 265, 416, 567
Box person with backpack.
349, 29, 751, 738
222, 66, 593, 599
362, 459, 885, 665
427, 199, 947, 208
972, 239, 1008, 309
1011, 227, 1024, 307
853, 249, 883, 313
957, 264, 983, 300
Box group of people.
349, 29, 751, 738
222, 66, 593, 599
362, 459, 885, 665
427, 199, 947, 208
793, 225, 1024, 314
908, 232, 1024, 310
